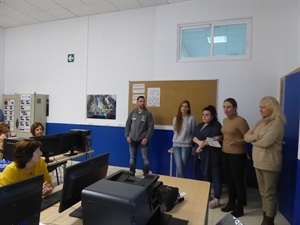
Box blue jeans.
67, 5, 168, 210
129, 141, 150, 174
173, 146, 192, 178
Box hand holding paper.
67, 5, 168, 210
206, 137, 221, 148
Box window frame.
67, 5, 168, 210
177, 18, 252, 62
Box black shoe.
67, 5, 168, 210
261, 216, 274, 225
231, 207, 244, 218
129, 169, 135, 176
143, 171, 149, 176
221, 203, 236, 212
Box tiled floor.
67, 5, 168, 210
207, 187, 290, 225
52, 164, 291, 225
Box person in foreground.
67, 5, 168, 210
244, 96, 286, 225
172, 100, 197, 178
193, 105, 223, 209
219, 98, 249, 217
0, 139, 53, 196
30, 122, 45, 137
125, 96, 154, 175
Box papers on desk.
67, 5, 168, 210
179, 192, 187, 198
206, 137, 221, 148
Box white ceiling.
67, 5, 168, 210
0, 0, 188, 28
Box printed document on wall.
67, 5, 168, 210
147, 88, 160, 107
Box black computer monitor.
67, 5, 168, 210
3, 137, 23, 161
31, 134, 60, 163
58, 131, 83, 156
0, 175, 43, 225
58, 152, 110, 218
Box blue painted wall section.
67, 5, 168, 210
279, 71, 300, 225
46, 123, 177, 176
46, 123, 257, 183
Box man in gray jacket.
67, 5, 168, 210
125, 96, 154, 175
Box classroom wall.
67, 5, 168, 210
1, 1, 300, 175
3, 1, 299, 127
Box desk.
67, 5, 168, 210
46, 150, 94, 184
40, 174, 210, 225
46, 150, 94, 167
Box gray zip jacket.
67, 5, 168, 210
125, 108, 154, 142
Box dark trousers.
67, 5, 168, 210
221, 152, 247, 207
194, 157, 223, 199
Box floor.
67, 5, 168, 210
51, 164, 291, 225
207, 187, 290, 225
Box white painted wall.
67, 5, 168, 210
3, 1, 300, 128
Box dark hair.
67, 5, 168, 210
174, 100, 191, 133
202, 105, 218, 124
137, 96, 145, 101
30, 122, 44, 136
223, 98, 238, 109
14, 140, 42, 168
0, 122, 10, 135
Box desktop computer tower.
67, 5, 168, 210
69, 129, 91, 152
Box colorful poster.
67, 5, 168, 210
87, 95, 116, 120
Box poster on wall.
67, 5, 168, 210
87, 95, 116, 119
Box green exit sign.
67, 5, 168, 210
67, 54, 75, 63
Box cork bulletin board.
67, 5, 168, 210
128, 80, 218, 126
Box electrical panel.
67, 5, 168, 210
2, 93, 47, 138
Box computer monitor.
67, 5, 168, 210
31, 134, 60, 163
3, 137, 23, 161
58, 131, 83, 156
58, 152, 110, 218
0, 175, 43, 225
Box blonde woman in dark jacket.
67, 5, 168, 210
244, 96, 286, 225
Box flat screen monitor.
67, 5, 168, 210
58, 152, 110, 218
3, 137, 23, 161
0, 175, 43, 225
31, 134, 60, 163
58, 131, 83, 156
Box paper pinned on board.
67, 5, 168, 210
206, 137, 221, 148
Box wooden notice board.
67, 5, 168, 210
128, 80, 218, 126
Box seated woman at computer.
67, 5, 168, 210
0, 122, 15, 159
0, 139, 53, 196
30, 122, 44, 137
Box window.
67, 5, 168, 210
178, 18, 251, 61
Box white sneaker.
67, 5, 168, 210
209, 198, 219, 209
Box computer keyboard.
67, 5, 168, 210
41, 189, 62, 211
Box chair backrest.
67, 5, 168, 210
216, 213, 245, 225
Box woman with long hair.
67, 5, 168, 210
172, 100, 197, 178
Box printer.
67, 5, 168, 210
81, 170, 161, 225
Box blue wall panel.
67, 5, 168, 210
46, 123, 257, 182
294, 161, 300, 225
279, 71, 300, 225
46, 123, 183, 176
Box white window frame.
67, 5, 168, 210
177, 18, 252, 62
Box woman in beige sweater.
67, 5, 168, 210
219, 98, 249, 218
244, 96, 286, 225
